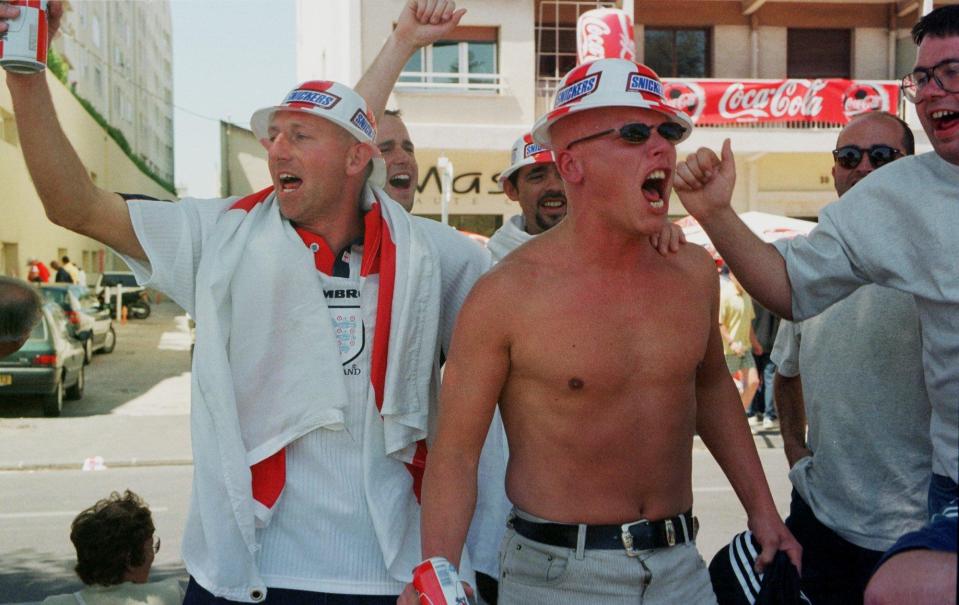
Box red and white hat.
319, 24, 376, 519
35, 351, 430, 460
251, 80, 378, 143
250, 80, 386, 186
499, 133, 555, 185
531, 59, 694, 147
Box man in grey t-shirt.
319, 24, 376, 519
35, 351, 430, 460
770, 109, 931, 605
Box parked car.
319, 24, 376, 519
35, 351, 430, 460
39, 284, 116, 363
95, 271, 151, 319
0, 303, 86, 416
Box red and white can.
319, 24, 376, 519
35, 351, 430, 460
0, 0, 48, 74
576, 7, 636, 65
412, 557, 470, 605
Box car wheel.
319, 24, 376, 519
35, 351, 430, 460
66, 366, 85, 401
83, 338, 93, 365
43, 379, 64, 417
100, 327, 117, 354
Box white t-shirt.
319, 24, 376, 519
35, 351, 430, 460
774, 152, 959, 483
771, 285, 931, 551
255, 239, 406, 595
120, 191, 491, 600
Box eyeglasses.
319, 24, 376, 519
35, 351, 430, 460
900, 59, 959, 103
565, 121, 687, 150
152, 536, 161, 554
831, 144, 903, 170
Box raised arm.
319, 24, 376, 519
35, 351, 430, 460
2, 1, 146, 261
674, 140, 794, 319
693, 259, 802, 572
354, 0, 465, 121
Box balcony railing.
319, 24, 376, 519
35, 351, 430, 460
397, 71, 506, 94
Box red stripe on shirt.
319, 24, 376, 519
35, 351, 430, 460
229, 186, 273, 213
251, 449, 286, 509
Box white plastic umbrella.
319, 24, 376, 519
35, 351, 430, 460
676, 211, 817, 258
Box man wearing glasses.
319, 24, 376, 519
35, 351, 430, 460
399, 58, 799, 605
770, 111, 932, 605
675, 6, 957, 604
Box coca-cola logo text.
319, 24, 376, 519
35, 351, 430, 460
718, 80, 826, 120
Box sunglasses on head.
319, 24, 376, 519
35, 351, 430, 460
565, 121, 687, 150
831, 144, 903, 170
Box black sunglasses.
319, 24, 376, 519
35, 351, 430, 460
565, 122, 686, 150
831, 144, 903, 170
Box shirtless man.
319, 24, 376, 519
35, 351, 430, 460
399, 59, 799, 604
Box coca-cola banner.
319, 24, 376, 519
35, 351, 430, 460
661, 79, 901, 126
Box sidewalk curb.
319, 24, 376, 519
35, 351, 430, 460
693, 432, 783, 450
0, 458, 193, 472
1, 436, 782, 472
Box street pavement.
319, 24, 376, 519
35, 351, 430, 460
0, 300, 791, 604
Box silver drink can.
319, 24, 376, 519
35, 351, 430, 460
0, 0, 49, 74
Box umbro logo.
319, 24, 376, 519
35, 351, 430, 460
324, 289, 360, 299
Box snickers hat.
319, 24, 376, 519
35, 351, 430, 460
499, 132, 555, 185
250, 80, 386, 186
531, 58, 694, 147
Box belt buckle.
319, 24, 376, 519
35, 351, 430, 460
620, 519, 649, 557
665, 519, 676, 546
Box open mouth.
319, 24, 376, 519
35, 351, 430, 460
278, 172, 302, 193
642, 169, 668, 209
931, 109, 959, 132
388, 173, 412, 190
538, 191, 567, 213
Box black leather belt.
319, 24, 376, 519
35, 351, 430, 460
509, 511, 698, 555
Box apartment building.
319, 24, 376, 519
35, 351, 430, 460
226, 0, 948, 234
0, 72, 173, 280
53, 0, 175, 185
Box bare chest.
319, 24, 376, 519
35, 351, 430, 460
508, 272, 711, 393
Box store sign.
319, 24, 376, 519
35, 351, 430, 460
417, 165, 504, 196
661, 79, 900, 125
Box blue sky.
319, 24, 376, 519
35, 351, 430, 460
170, 0, 296, 198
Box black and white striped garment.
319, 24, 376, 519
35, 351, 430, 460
709, 530, 811, 605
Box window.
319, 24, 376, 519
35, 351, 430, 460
535, 1, 617, 97
536, 23, 578, 82
643, 28, 710, 78
398, 26, 500, 92
787, 29, 851, 78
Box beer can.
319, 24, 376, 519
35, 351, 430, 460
0, 0, 49, 74
412, 557, 470, 605
576, 7, 636, 65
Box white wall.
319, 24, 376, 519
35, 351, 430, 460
296, 0, 362, 84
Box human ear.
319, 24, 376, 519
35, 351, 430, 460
346, 143, 376, 177
555, 150, 584, 185
502, 178, 520, 201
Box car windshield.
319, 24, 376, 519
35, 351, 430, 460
101, 273, 139, 287
40, 288, 68, 304
27, 317, 48, 342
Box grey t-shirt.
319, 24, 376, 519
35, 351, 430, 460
772, 285, 932, 551
774, 152, 959, 483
